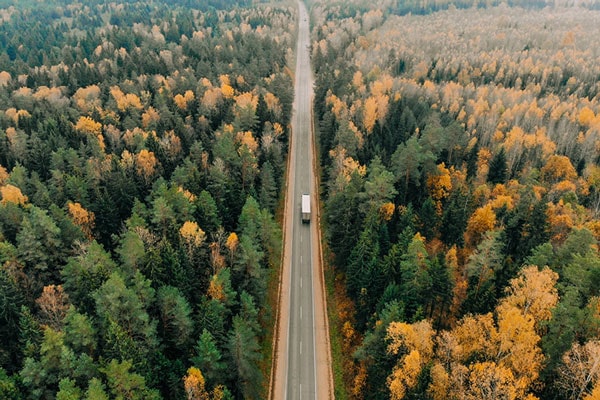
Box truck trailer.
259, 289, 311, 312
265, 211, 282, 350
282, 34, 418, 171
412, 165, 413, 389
301, 194, 310, 223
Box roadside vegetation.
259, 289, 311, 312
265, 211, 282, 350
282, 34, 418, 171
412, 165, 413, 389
0, 1, 295, 398
311, 0, 600, 398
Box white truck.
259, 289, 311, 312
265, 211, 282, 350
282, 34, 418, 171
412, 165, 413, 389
301, 194, 310, 223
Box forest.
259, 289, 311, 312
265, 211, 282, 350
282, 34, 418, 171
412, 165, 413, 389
0, 0, 295, 398
309, 0, 600, 399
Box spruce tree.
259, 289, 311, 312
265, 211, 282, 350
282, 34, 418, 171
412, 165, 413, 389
488, 147, 508, 184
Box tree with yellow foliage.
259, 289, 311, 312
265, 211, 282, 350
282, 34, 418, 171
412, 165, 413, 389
426, 163, 452, 213
387, 320, 434, 399
225, 232, 239, 266
219, 75, 234, 99
541, 155, 578, 185
464, 204, 496, 247
135, 149, 158, 182
183, 367, 210, 400
74, 116, 102, 136
0, 184, 28, 205
421, 265, 558, 400
68, 202, 95, 239
180, 221, 206, 252
110, 86, 143, 111
174, 90, 195, 110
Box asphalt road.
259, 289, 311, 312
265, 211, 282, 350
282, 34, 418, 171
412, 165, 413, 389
285, 1, 318, 399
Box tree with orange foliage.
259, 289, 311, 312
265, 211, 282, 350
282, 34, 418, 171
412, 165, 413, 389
546, 199, 579, 245
68, 202, 95, 239
0, 184, 28, 205
379, 202, 395, 221
424, 265, 557, 400
464, 204, 496, 247
541, 155, 577, 185
142, 107, 160, 129
110, 86, 143, 111
183, 367, 210, 400
219, 75, 234, 99
427, 163, 452, 213
74, 116, 102, 136
363, 96, 378, 133
36, 285, 70, 330
387, 320, 435, 399
0, 165, 7, 185
174, 90, 195, 110
135, 149, 158, 182
225, 232, 239, 266
578, 107, 595, 127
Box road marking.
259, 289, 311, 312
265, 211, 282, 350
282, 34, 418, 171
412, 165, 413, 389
300, 306, 302, 320
300, 255, 303, 263
300, 277, 302, 288
300, 341, 302, 354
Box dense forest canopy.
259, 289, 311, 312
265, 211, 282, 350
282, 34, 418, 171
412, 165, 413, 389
310, 0, 600, 399
0, 0, 295, 398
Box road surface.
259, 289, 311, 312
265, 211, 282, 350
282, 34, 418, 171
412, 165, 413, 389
271, 1, 332, 399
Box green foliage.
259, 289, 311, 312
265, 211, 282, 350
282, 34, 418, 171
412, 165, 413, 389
62, 241, 116, 312
463, 231, 505, 315
391, 136, 435, 198
227, 316, 263, 399
0, 367, 21, 400
355, 301, 404, 399
194, 190, 221, 234
63, 307, 96, 356
18, 305, 42, 360
347, 219, 382, 329
16, 205, 62, 284
20, 327, 97, 399
94, 272, 157, 369
0, 1, 290, 393
84, 378, 109, 400
102, 360, 160, 400
192, 329, 225, 386
156, 286, 193, 351
325, 171, 365, 270
487, 148, 508, 184
0, 269, 23, 367
56, 378, 82, 400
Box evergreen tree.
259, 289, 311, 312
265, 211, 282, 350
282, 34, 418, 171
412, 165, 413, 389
0, 367, 21, 399
487, 147, 508, 184
16, 206, 62, 287
354, 301, 404, 400
326, 171, 364, 270
102, 360, 160, 400
84, 378, 109, 400
258, 161, 277, 213
194, 190, 221, 234
156, 285, 194, 352
347, 219, 381, 329
192, 329, 226, 386
62, 241, 116, 313
226, 316, 262, 399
